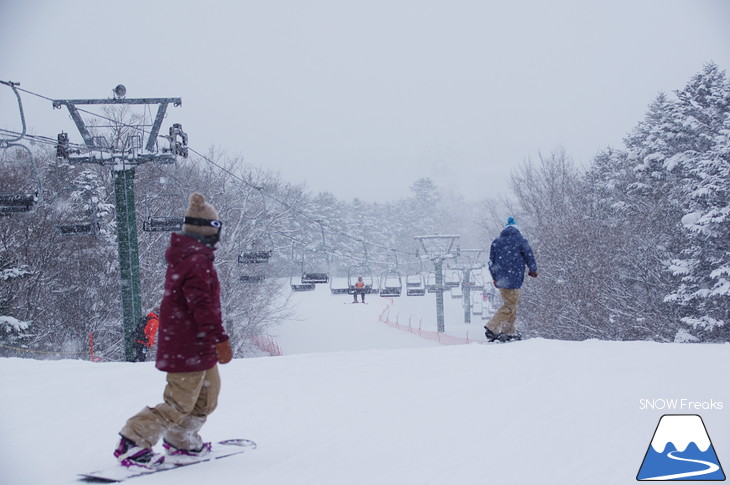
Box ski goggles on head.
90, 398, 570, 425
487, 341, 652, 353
183, 217, 223, 231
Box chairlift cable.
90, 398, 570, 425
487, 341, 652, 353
6, 84, 430, 264
7, 83, 422, 261
187, 146, 420, 262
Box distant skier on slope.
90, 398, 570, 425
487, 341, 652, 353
114, 193, 233, 469
484, 217, 538, 342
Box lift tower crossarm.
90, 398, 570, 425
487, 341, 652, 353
52, 97, 182, 152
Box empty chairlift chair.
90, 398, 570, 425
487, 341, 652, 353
238, 249, 272, 284
379, 271, 403, 297
54, 197, 100, 236
330, 276, 351, 295
301, 271, 329, 284
290, 274, 316, 292
406, 273, 426, 296
141, 177, 187, 233
0, 143, 42, 215
425, 272, 438, 293
444, 270, 461, 288
0, 82, 43, 215
143, 216, 183, 232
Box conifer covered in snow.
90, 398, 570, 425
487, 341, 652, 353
664, 64, 730, 337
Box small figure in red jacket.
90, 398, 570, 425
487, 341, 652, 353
133, 308, 160, 362
143, 308, 159, 349
115, 193, 232, 469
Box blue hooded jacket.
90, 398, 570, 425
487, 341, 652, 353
488, 226, 538, 289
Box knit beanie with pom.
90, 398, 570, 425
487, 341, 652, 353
182, 192, 220, 236
504, 216, 519, 229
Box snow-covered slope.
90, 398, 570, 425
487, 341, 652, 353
1, 284, 728, 484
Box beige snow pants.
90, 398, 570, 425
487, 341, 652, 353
486, 288, 521, 335
120, 365, 221, 450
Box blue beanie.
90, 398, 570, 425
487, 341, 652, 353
505, 216, 518, 228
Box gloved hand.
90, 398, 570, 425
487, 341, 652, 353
528, 271, 538, 278
215, 340, 233, 364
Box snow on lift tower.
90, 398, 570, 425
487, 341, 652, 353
0, 81, 43, 214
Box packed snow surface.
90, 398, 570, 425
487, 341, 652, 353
1, 284, 728, 484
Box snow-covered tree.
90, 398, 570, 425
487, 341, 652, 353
664, 64, 730, 339
0, 256, 32, 354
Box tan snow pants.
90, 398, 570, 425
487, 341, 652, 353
120, 365, 221, 450
486, 288, 521, 335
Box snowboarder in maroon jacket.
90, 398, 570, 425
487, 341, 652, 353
114, 193, 233, 469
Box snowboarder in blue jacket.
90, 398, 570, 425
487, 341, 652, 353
485, 217, 538, 341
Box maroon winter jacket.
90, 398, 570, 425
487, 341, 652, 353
156, 233, 229, 372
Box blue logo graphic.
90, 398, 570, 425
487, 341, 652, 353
637, 414, 725, 481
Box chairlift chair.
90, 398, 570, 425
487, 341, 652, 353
290, 274, 316, 292
240, 274, 265, 284
450, 285, 463, 299
301, 271, 329, 284
54, 196, 100, 236
406, 273, 426, 297
56, 221, 100, 236
347, 264, 375, 295
143, 216, 183, 232
238, 249, 273, 264
468, 269, 486, 291
0, 143, 42, 215
425, 272, 438, 293
290, 252, 316, 291
379, 271, 402, 298
0, 193, 36, 214
444, 270, 461, 288
0, 82, 43, 214
329, 276, 350, 295
141, 174, 186, 233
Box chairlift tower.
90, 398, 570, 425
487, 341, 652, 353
449, 248, 484, 324
53, 85, 188, 361
414, 235, 459, 333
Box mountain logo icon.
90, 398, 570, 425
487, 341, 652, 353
637, 414, 725, 481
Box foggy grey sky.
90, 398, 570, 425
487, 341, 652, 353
2, 0, 729, 202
